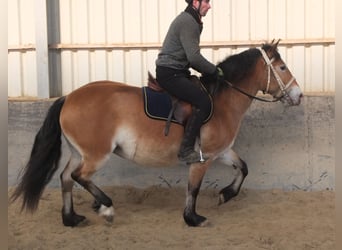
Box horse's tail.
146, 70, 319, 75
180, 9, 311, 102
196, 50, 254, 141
10, 96, 66, 212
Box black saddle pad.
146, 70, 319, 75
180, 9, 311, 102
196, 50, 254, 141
142, 87, 180, 124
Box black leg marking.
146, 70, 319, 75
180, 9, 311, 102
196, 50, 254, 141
183, 184, 207, 227
60, 161, 88, 227
71, 170, 114, 223
71, 172, 113, 208
61, 205, 86, 227
218, 182, 239, 205
92, 199, 101, 212
183, 209, 207, 227
219, 159, 248, 205
240, 159, 248, 177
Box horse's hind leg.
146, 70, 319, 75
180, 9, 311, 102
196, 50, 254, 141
71, 156, 114, 223
60, 154, 86, 227
217, 149, 248, 204
183, 161, 211, 227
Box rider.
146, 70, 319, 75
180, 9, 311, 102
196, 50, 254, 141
156, 0, 224, 164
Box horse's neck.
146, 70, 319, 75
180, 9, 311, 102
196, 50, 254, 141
217, 78, 260, 118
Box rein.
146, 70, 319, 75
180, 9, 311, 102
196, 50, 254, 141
224, 80, 281, 102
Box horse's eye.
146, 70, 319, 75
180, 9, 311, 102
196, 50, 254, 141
280, 65, 287, 71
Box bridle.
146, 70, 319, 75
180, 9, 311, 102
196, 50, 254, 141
259, 48, 296, 100
225, 47, 296, 103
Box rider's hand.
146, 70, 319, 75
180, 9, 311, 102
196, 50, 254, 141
201, 67, 224, 85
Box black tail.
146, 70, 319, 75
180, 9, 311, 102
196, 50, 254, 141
10, 96, 66, 212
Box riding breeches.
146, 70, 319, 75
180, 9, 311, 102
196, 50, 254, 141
156, 66, 212, 121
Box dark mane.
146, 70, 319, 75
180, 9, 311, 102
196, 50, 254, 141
209, 42, 280, 95
217, 48, 260, 83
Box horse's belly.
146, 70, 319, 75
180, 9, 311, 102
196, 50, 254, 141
113, 126, 181, 167
115, 144, 179, 167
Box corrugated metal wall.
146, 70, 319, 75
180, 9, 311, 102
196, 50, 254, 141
8, 0, 37, 97
8, 0, 335, 98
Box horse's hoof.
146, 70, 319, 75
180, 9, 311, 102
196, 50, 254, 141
98, 205, 115, 223
218, 193, 225, 205
183, 211, 207, 227
218, 186, 237, 205
62, 212, 86, 227
199, 219, 212, 227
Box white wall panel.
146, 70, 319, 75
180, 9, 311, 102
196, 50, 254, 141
305, 46, 324, 92
324, 0, 335, 37
158, 0, 178, 41
287, 0, 305, 39
250, 0, 269, 40
231, 0, 250, 40
8, 0, 37, 97
268, 0, 287, 39
8, 52, 22, 96
305, 0, 324, 38
106, 0, 124, 43
325, 46, 335, 92
212, 1, 232, 41
287, 47, 306, 91
123, 0, 142, 43
89, 0, 106, 44
8, 0, 335, 97
18, 0, 35, 44
8, 0, 20, 45
90, 50, 107, 81
59, 0, 72, 43
60, 51, 73, 94
141, 0, 159, 43
108, 50, 125, 82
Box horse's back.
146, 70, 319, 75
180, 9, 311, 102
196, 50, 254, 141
69, 80, 139, 100
63, 81, 141, 113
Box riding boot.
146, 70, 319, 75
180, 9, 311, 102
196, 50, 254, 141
178, 108, 208, 164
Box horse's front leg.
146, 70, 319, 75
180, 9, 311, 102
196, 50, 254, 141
217, 149, 248, 204
183, 161, 211, 227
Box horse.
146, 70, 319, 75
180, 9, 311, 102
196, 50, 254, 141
10, 41, 303, 227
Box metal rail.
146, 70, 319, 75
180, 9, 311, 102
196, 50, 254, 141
8, 38, 335, 52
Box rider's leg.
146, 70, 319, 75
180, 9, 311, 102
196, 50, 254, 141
178, 107, 208, 164
156, 67, 212, 164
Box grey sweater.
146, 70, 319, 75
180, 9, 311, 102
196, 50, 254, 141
156, 7, 216, 74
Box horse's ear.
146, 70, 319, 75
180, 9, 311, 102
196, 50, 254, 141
275, 39, 281, 47
270, 39, 281, 53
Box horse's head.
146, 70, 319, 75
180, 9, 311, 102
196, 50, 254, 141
259, 40, 303, 105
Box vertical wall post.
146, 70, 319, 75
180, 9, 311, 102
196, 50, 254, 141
35, 0, 50, 98
47, 0, 61, 97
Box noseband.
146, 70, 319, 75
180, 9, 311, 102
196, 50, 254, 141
225, 47, 296, 103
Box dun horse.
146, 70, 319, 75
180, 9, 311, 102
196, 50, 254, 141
11, 41, 303, 227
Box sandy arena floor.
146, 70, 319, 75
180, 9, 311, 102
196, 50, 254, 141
8, 186, 335, 250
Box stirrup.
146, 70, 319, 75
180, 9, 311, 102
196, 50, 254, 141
178, 150, 208, 165
199, 148, 206, 162
198, 137, 208, 163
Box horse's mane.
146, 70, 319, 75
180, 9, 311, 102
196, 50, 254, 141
211, 43, 280, 95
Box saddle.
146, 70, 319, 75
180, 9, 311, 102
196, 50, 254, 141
143, 72, 213, 136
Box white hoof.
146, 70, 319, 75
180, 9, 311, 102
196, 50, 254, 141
98, 205, 115, 222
